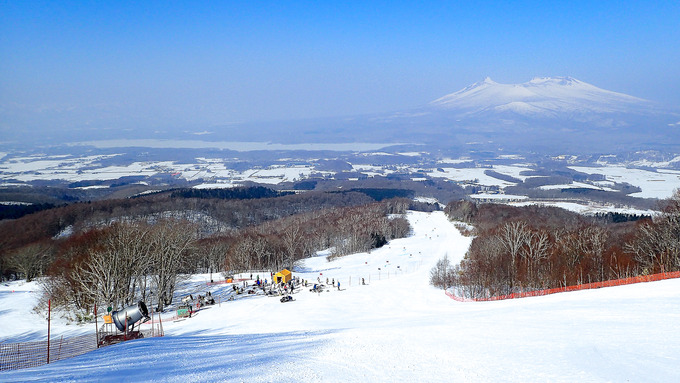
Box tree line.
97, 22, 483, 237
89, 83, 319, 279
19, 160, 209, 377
432, 191, 680, 298
42, 199, 409, 315
0, 188, 412, 316
0, 187, 379, 280
169, 186, 292, 200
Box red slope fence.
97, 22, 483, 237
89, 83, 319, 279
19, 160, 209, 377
0, 311, 164, 372
0, 326, 165, 372
446, 271, 680, 302
0, 333, 97, 372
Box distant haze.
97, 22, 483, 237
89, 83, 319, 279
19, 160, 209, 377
2, 76, 679, 154
1, 2, 679, 145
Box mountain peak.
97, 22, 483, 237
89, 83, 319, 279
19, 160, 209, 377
527, 76, 582, 86
429, 76, 649, 115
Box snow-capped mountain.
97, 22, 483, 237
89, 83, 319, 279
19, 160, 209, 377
225, 76, 677, 154
196, 76, 680, 154
9, 76, 674, 155
429, 76, 654, 118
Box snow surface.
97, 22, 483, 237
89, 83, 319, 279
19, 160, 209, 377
3, 151, 678, 202
569, 166, 680, 199
510, 201, 657, 216
425, 164, 534, 186
2, 211, 679, 382
596, 154, 680, 169
469, 193, 529, 201
539, 181, 617, 192
426, 167, 517, 187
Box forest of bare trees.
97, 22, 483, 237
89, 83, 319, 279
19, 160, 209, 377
0, 187, 413, 316
432, 191, 680, 298
40, 220, 199, 314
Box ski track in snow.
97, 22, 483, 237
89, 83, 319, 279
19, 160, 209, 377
1, 211, 679, 382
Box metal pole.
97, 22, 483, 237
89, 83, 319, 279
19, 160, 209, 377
47, 299, 51, 364
94, 303, 99, 348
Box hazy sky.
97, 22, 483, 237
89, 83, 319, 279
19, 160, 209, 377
1, 1, 679, 131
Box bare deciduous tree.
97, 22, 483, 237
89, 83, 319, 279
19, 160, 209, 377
497, 221, 530, 289
522, 229, 550, 287
6, 242, 53, 282
72, 222, 153, 310
149, 219, 197, 312
430, 254, 455, 289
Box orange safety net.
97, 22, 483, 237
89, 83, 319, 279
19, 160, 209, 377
446, 271, 680, 302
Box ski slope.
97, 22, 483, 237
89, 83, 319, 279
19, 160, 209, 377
1, 211, 679, 382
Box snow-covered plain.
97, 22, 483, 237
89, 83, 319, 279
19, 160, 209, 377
510, 201, 657, 216
538, 181, 617, 192
2, 211, 679, 382
569, 166, 680, 199
3, 150, 680, 203
426, 167, 520, 187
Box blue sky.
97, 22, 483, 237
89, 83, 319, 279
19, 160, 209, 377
1, 1, 679, 130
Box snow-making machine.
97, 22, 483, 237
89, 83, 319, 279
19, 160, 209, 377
99, 301, 151, 346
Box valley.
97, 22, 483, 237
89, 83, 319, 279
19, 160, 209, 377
2, 143, 678, 216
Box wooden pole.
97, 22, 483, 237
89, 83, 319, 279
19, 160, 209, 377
159, 311, 164, 336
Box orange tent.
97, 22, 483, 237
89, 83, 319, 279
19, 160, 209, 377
273, 269, 292, 284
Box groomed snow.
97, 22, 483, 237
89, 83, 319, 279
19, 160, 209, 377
1, 211, 679, 382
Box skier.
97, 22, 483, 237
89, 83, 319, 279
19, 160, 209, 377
337, 281, 341, 291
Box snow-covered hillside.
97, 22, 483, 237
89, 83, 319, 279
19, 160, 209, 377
429, 76, 652, 117
1, 211, 679, 382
